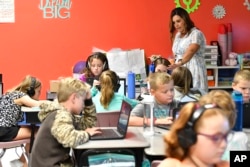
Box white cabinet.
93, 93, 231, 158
207, 66, 239, 89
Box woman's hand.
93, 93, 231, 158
167, 62, 182, 70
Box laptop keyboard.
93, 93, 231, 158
91, 129, 118, 139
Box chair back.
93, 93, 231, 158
96, 111, 120, 127
151, 160, 162, 167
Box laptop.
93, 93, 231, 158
85, 77, 95, 86
243, 103, 250, 128
156, 107, 181, 130
90, 100, 132, 140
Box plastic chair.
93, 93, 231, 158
151, 160, 162, 167
96, 111, 120, 127
0, 138, 30, 166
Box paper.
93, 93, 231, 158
0, 0, 15, 23
106, 48, 147, 81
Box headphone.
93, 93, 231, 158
86, 52, 108, 71
27, 77, 36, 97
177, 104, 217, 149
112, 72, 121, 92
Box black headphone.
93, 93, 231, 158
177, 104, 217, 149
112, 73, 121, 92
27, 77, 36, 97
86, 52, 108, 71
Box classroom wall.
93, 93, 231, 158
1, 0, 250, 99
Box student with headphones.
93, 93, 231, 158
92, 70, 138, 113
158, 95, 233, 167
199, 90, 248, 162
79, 52, 109, 96
0, 75, 46, 167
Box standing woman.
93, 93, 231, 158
168, 7, 208, 93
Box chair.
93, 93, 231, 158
96, 111, 120, 127
151, 160, 162, 167
77, 148, 136, 167
0, 139, 30, 166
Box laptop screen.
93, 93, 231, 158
117, 100, 132, 135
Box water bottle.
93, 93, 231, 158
127, 71, 135, 99
232, 90, 243, 131
149, 63, 155, 74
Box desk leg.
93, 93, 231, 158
29, 124, 35, 153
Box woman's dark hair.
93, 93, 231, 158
169, 7, 195, 41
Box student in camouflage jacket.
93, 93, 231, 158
30, 77, 101, 167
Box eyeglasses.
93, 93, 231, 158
197, 131, 234, 144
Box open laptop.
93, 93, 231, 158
90, 100, 132, 140
243, 103, 250, 128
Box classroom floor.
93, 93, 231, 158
0, 148, 23, 167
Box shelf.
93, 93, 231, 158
206, 66, 239, 69
207, 66, 238, 90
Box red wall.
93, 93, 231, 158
1, 0, 250, 99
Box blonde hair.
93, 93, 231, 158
199, 90, 236, 128
171, 66, 193, 94
148, 72, 172, 90
99, 70, 119, 109
57, 77, 89, 103
233, 69, 250, 84
8, 75, 41, 94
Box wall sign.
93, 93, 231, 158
39, 0, 72, 19
174, 0, 200, 13
243, 0, 250, 10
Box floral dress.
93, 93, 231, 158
172, 27, 208, 92
0, 91, 26, 127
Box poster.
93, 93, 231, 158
0, 0, 15, 23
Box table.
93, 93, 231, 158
20, 107, 41, 153
74, 127, 150, 167
137, 127, 168, 162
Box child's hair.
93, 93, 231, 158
150, 55, 171, 72
148, 72, 172, 90
57, 77, 89, 103
99, 70, 120, 109
165, 102, 228, 159
171, 66, 193, 94
233, 69, 250, 84
199, 90, 236, 128
81, 52, 109, 78
8, 75, 41, 95
154, 57, 171, 69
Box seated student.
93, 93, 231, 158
149, 55, 171, 73
232, 69, 250, 103
79, 52, 110, 96
171, 66, 206, 102
137, 55, 171, 98
30, 77, 101, 167
92, 70, 138, 113
158, 101, 232, 167
129, 72, 179, 126
199, 90, 248, 161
